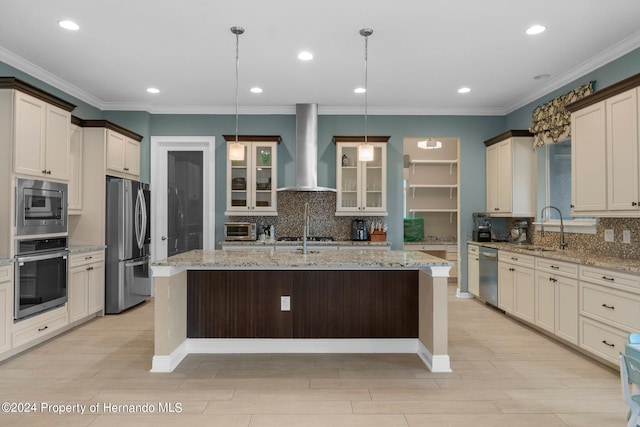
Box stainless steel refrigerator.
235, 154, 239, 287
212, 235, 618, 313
105, 177, 151, 314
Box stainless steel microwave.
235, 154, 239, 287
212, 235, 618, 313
224, 222, 257, 241
15, 178, 68, 236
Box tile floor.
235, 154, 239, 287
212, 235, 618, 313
0, 284, 628, 426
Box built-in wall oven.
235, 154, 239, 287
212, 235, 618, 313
14, 237, 68, 321
15, 178, 68, 236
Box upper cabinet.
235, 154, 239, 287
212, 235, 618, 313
68, 120, 83, 213
484, 130, 536, 217
224, 135, 280, 216
567, 73, 640, 216
106, 129, 141, 179
334, 136, 389, 216
12, 89, 74, 181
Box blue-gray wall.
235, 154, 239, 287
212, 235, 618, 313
2, 45, 640, 292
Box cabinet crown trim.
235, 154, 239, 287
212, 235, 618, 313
222, 135, 282, 143
566, 74, 640, 112
76, 119, 143, 141
0, 77, 76, 112
333, 135, 390, 143
483, 130, 533, 147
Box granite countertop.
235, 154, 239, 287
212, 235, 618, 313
153, 249, 451, 270
67, 244, 106, 254
469, 241, 640, 274
221, 240, 392, 247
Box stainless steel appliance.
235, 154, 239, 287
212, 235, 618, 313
15, 178, 67, 236
105, 177, 151, 314
14, 237, 68, 321
224, 222, 257, 241
479, 246, 498, 307
351, 219, 368, 241
472, 212, 491, 242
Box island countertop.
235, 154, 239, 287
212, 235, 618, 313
152, 249, 453, 270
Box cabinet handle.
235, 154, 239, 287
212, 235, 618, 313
87, 266, 93, 271
42, 170, 47, 174
38, 325, 49, 332
509, 267, 515, 272
550, 265, 559, 270
47, 170, 51, 175
570, 204, 575, 208
511, 257, 518, 261
124, 167, 129, 171
601, 340, 615, 348
601, 276, 615, 282
85, 256, 93, 260
494, 207, 499, 211
601, 303, 615, 310
549, 277, 557, 283
633, 201, 638, 206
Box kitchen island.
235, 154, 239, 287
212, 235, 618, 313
150, 249, 452, 373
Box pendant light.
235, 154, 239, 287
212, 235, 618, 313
228, 26, 245, 161
357, 28, 374, 162
417, 138, 443, 150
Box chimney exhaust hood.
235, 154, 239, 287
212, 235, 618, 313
277, 103, 336, 192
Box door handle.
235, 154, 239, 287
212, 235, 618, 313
161, 236, 167, 241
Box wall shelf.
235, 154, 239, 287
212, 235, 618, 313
409, 184, 457, 199
410, 159, 457, 176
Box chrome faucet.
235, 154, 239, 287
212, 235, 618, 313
302, 202, 309, 255
540, 205, 566, 250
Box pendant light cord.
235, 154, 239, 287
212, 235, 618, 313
364, 33, 368, 144
235, 29, 240, 144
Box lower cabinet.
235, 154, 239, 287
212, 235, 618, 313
186, 270, 418, 339
0, 265, 13, 355
12, 306, 68, 349
467, 246, 479, 296
498, 251, 534, 322
534, 270, 578, 344
68, 251, 105, 323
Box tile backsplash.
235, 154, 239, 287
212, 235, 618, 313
228, 191, 386, 240
530, 217, 640, 259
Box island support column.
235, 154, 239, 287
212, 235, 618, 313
418, 267, 452, 372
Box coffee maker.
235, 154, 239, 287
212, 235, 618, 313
472, 213, 492, 242
351, 219, 369, 241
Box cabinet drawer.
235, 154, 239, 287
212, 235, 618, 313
535, 257, 578, 278
0, 265, 11, 283
69, 251, 104, 268
580, 316, 629, 364
580, 265, 640, 292
580, 282, 640, 331
499, 251, 535, 268
12, 307, 68, 348
468, 244, 479, 255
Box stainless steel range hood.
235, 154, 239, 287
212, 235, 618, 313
277, 103, 336, 192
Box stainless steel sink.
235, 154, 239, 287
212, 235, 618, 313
520, 246, 556, 252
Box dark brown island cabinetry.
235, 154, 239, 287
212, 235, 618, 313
187, 270, 419, 339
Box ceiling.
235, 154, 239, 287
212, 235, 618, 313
1, 0, 640, 116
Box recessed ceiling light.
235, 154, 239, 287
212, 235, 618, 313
533, 73, 550, 80
526, 25, 546, 35
457, 87, 471, 94
354, 87, 366, 94
250, 87, 263, 93
298, 51, 313, 61
58, 20, 79, 31
146, 87, 160, 94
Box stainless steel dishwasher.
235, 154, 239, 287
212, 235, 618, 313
478, 246, 498, 307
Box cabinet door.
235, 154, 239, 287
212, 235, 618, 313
606, 89, 639, 211
486, 144, 499, 212
513, 266, 534, 323
68, 124, 83, 212
555, 276, 578, 344
571, 102, 607, 212
498, 262, 514, 313
337, 143, 360, 214
251, 142, 277, 213
87, 262, 105, 314
496, 140, 513, 213
534, 271, 555, 333
124, 137, 141, 178
44, 105, 70, 180
68, 266, 88, 323
467, 253, 479, 296
14, 91, 46, 177
362, 144, 386, 213
106, 130, 127, 174
227, 142, 250, 213
0, 266, 12, 355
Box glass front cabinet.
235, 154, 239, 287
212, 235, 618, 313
225, 136, 280, 216
334, 136, 389, 216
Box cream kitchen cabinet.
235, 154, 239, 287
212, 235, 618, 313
498, 250, 535, 322
225, 136, 279, 216
106, 129, 141, 179
68, 122, 83, 213
467, 244, 480, 296
484, 131, 535, 217
13, 90, 72, 180
12, 305, 68, 350
534, 257, 578, 344
606, 88, 639, 212
68, 250, 105, 323
0, 265, 12, 355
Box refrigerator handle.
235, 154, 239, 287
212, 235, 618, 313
134, 188, 144, 250
141, 189, 148, 244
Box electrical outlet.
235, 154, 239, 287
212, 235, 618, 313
623, 230, 631, 244
604, 229, 615, 242
281, 296, 290, 311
